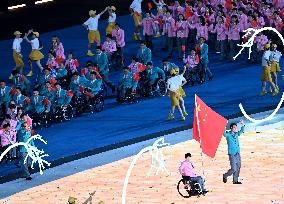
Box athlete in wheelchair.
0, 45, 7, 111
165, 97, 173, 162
69, 72, 88, 116
117, 66, 139, 104
29, 88, 51, 128
177, 153, 208, 197
183, 49, 202, 86
139, 61, 166, 97
53, 83, 73, 122
79, 71, 104, 113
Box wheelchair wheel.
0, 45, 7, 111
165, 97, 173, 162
101, 82, 108, 98
156, 79, 167, 96
42, 112, 51, 128
53, 107, 63, 122
62, 104, 73, 121
72, 95, 85, 117
177, 179, 191, 198
94, 96, 104, 112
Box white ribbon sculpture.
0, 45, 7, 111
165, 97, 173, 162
0, 134, 50, 175
233, 27, 284, 123
122, 137, 170, 204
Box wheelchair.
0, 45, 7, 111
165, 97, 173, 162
117, 87, 139, 104
70, 93, 87, 117
83, 88, 105, 113
138, 77, 167, 97
184, 65, 203, 86
177, 177, 203, 198
30, 110, 52, 129
53, 103, 73, 122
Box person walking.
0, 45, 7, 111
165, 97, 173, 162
223, 119, 245, 184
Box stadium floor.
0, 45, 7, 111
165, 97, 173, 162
1, 128, 284, 203
0, 14, 283, 182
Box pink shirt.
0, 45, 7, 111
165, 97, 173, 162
65, 59, 79, 74
102, 40, 117, 54
142, 17, 156, 36
208, 13, 216, 25
196, 24, 208, 40
227, 24, 240, 40
257, 16, 265, 28
176, 20, 187, 38
168, 5, 185, 19
0, 128, 16, 147
255, 34, 268, 51
184, 54, 199, 69
163, 16, 176, 37
55, 42, 65, 60
193, 6, 206, 16
239, 14, 249, 32
46, 56, 59, 68
179, 160, 196, 177
214, 23, 227, 41
112, 28, 125, 48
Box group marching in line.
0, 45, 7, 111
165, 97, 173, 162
0, 0, 284, 180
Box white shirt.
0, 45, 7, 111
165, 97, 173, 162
262, 50, 271, 67
12, 38, 23, 53
130, 0, 143, 13
167, 75, 185, 92
84, 15, 101, 31
31, 38, 40, 50
108, 13, 116, 23
270, 50, 282, 62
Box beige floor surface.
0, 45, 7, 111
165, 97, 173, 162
1, 129, 284, 204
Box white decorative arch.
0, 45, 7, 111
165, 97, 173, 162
233, 27, 284, 123
0, 134, 50, 175
122, 137, 170, 204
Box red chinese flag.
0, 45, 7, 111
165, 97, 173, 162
193, 95, 228, 158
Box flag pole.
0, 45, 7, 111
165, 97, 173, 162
195, 94, 206, 180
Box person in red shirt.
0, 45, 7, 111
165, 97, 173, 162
179, 153, 208, 194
